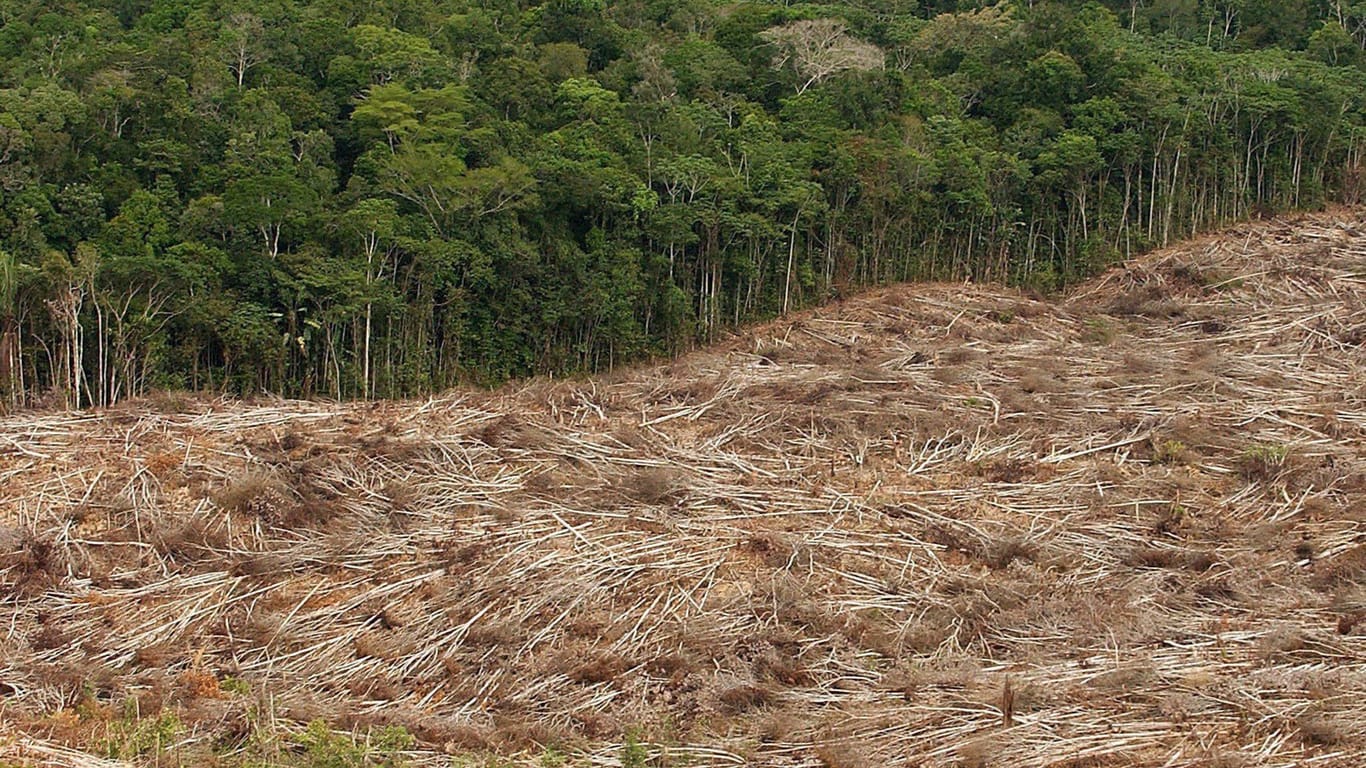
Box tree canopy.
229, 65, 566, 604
1, 0, 1364, 406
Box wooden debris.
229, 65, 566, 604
2, 210, 1365, 766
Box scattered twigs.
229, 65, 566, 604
2, 211, 1365, 767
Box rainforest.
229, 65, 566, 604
1, 0, 1364, 405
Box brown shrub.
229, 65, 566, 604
356, 433, 429, 463
32, 661, 117, 707
1088, 663, 1155, 692
1167, 415, 1224, 453
145, 451, 184, 477
923, 523, 973, 555
386, 715, 476, 750
717, 682, 773, 714
29, 623, 70, 651
1192, 579, 1239, 605
845, 617, 905, 657
609, 424, 648, 449
1124, 546, 1182, 569
354, 632, 403, 661
645, 651, 700, 681
230, 552, 290, 577
152, 513, 229, 562
1124, 545, 1216, 573
977, 458, 1037, 484
1339, 323, 1366, 347
941, 346, 982, 365
748, 531, 811, 570
522, 470, 565, 497
666, 378, 719, 404
1018, 371, 1061, 394
566, 652, 628, 684
565, 611, 618, 641
6, 533, 66, 593
757, 711, 801, 742
1296, 711, 1348, 746
1169, 261, 1220, 290
815, 742, 873, 768
983, 536, 1035, 570
753, 576, 830, 631
276, 457, 346, 524
177, 670, 223, 701
465, 621, 521, 648
930, 365, 967, 384
347, 675, 400, 700
493, 715, 565, 750
956, 736, 1001, 768
276, 428, 313, 453
1256, 626, 1317, 660
1185, 551, 1217, 572
754, 649, 809, 686
477, 415, 556, 450
380, 479, 419, 511
0, 523, 22, 553
212, 472, 292, 516
570, 709, 620, 739
1316, 544, 1366, 590
133, 641, 182, 669
1336, 612, 1360, 635
1107, 283, 1185, 318
440, 723, 499, 753
901, 619, 953, 655
618, 467, 686, 504
755, 343, 803, 366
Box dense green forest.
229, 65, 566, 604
1, 0, 1364, 405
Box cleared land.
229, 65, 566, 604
2, 211, 1364, 767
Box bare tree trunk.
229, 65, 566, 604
783, 212, 799, 315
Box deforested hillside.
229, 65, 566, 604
2, 211, 1365, 767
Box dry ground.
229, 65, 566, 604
2, 211, 1365, 767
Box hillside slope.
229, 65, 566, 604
2, 211, 1365, 767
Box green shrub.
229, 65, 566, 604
1081, 317, 1115, 344
220, 676, 252, 696
1237, 443, 1290, 480
620, 730, 650, 768
291, 720, 413, 768
101, 707, 183, 761
1154, 439, 1188, 465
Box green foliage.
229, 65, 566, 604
220, 676, 252, 696
539, 745, 568, 768
1081, 318, 1116, 345
1154, 439, 1189, 465
0, 0, 1362, 407
1243, 443, 1290, 464
100, 706, 183, 761
288, 719, 413, 768
1238, 443, 1292, 479
619, 730, 650, 768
